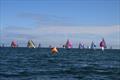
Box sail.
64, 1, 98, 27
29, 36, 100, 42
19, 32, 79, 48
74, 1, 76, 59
27, 40, 36, 48
11, 41, 17, 48
91, 41, 96, 49
100, 38, 106, 48
38, 43, 41, 48
65, 40, 72, 49
79, 43, 84, 49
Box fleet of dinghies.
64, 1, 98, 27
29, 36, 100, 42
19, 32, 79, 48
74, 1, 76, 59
1, 38, 108, 51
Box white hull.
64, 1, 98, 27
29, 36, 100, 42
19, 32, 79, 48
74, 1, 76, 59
102, 47, 104, 51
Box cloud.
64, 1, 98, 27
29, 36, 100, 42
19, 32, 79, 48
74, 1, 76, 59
15, 13, 120, 38
38, 25, 120, 35
4, 25, 120, 36
17, 13, 76, 26
18, 13, 70, 20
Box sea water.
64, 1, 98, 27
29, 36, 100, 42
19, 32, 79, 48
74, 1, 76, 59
0, 48, 120, 80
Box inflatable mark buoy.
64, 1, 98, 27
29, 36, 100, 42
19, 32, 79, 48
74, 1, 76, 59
51, 47, 58, 54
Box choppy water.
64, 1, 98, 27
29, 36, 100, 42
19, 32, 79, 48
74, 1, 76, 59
0, 48, 120, 80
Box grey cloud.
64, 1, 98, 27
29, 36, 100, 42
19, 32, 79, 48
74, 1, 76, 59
17, 13, 76, 26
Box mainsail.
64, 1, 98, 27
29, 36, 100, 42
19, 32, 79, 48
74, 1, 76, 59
79, 42, 84, 49
90, 41, 96, 49
38, 43, 41, 48
100, 38, 106, 48
65, 40, 72, 49
27, 40, 36, 48
11, 41, 17, 48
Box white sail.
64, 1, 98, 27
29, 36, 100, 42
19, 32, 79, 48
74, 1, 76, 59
27, 40, 36, 48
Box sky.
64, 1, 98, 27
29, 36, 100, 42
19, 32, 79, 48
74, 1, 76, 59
0, 0, 120, 48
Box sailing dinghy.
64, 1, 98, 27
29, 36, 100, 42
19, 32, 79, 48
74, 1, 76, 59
27, 40, 36, 48
65, 39, 72, 49
100, 38, 106, 51
90, 41, 96, 49
11, 40, 17, 48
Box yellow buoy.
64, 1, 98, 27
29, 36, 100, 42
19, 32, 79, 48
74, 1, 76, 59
51, 47, 58, 54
